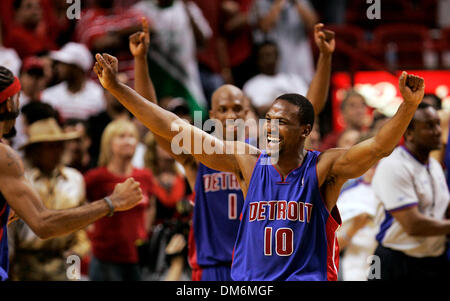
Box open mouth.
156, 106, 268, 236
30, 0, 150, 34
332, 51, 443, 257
267, 135, 282, 149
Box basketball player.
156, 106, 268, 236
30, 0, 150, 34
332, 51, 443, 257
0, 66, 143, 280
95, 46, 424, 281
128, 20, 335, 280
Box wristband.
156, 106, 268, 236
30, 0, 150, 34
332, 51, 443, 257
103, 197, 114, 217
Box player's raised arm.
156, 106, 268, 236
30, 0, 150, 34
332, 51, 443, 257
319, 72, 425, 198
94, 53, 259, 175
306, 23, 334, 115
129, 19, 197, 180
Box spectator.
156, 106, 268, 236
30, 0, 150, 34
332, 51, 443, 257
249, 0, 319, 83
41, 42, 106, 121
62, 119, 93, 174
320, 90, 370, 151
84, 119, 155, 281
422, 93, 442, 111
133, 0, 212, 114
218, 0, 255, 89
3, 0, 58, 59
86, 73, 131, 168
0, 22, 21, 76
371, 102, 450, 280
336, 165, 378, 281
143, 134, 192, 281
11, 57, 48, 150
336, 128, 360, 149
8, 118, 90, 280
193, 0, 226, 105
243, 40, 309, 117
75, 0, 145, 83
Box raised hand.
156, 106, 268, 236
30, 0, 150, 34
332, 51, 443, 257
108, 177, 143, 212
129, 17, 150, 58
399, 71, 425, 106
314, 23, 335, 56
93, 53, 119, 91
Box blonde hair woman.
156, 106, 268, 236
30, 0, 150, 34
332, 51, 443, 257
84, 119, 156, 281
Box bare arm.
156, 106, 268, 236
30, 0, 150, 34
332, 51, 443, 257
327, 73, 425, 180
130, 21, 199, 181
317, 73, 425, 210
94, 53, 260, 177
306, 24, 334, 115
391, 206, 450, 236
0, 145, 142, 239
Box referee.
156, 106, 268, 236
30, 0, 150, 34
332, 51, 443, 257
371, 102, 450, 280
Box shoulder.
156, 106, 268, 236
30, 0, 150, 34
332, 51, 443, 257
62, 166, 84, 182
41, 83, 66, 100
84, 81, 105, 97
0, 143, 24, 179
83, 167, 107, 183
132, 167, 154, 180
375, 147, 409, 173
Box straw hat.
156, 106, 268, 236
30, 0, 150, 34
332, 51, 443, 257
19, 118, 81, 150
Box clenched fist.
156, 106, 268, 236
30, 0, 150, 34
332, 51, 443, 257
129, 17, 150, 58
399, 71, 425, 107
109, 177, 143, 212
314, 23, 335, 56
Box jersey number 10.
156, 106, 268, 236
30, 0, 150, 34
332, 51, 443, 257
264, 227, 294, 256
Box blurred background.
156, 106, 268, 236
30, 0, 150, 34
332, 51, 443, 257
0, 0, 449, 281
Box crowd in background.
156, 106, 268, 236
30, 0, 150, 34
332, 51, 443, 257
0, 0, 449, 281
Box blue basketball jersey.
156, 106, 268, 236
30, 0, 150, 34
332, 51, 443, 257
189, 163, 245, 267
0, 193, 10, 281
231, 150, 341, 281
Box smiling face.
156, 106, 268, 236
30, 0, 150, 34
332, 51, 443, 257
210, 85, 247, 140
265, 98, 312, 157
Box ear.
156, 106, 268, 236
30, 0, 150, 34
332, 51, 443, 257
301, 124, 312, 138
404, 125, 415, 143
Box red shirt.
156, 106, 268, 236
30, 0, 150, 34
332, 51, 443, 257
84, 167, 154, 263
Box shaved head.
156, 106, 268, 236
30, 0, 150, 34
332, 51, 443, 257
211, 85, 245, 111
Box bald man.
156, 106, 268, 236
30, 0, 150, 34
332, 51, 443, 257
128, 21, 335, 280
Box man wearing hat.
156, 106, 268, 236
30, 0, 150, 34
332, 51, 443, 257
8, 118, 90, 280
41, 42, 106, 121
0, 65, 143, 281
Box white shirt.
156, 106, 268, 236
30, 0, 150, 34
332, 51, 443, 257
0, 47, 21, 76
41, 80, 105, 121
133, 0, 211, 107
372, 146, 449, 258
243, 73, 309, 109
337, 181, 378, 281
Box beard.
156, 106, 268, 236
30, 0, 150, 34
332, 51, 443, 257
0, 111, 19, 121
3, 126, 16, 139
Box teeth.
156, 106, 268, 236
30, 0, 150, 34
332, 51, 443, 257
268, 136, 280, 142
